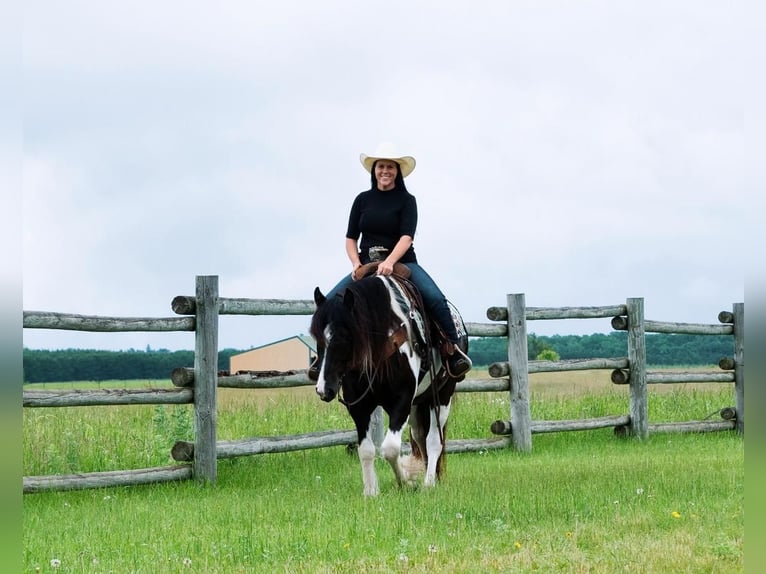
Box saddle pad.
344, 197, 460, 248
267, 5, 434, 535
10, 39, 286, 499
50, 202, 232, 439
448, 300, 467, 339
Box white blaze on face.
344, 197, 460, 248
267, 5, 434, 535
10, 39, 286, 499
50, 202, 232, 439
314, 359, 326, 395
314, 326, 331, 396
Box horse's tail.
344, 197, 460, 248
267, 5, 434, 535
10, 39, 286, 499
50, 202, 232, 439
409, 428, 423, 460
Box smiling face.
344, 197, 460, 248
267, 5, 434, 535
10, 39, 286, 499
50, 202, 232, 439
374, 160, 399, 191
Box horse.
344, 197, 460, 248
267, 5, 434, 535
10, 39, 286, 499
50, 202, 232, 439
310, 271, 469, 496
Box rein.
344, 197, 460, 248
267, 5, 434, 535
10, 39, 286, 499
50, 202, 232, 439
338, 373, 374, 408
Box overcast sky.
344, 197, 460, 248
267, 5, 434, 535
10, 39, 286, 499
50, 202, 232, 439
21, 1, 752, 351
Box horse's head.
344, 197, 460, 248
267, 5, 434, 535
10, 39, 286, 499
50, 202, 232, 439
310, 287, 354, 402
310, 281, 394, 403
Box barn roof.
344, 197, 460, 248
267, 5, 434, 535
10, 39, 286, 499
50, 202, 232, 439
241, 334, 317, 354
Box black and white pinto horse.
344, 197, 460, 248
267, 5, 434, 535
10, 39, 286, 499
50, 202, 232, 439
310, 274, 468, 496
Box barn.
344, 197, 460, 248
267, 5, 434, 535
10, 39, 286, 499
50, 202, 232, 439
229, 335, 317, 374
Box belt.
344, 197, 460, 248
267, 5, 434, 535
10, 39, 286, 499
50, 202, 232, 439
368, 246, 389, 262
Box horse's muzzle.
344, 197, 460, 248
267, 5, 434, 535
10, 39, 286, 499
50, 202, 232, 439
316, 387, 336, 403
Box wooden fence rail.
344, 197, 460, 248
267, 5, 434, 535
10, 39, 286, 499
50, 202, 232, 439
24, 465, 193, 494
23, 388, 193, 408
23, 311, 195, 332
485, 294, 744, 448
23, 275, 744, 493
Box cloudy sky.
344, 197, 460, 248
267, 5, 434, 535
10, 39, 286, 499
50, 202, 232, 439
21, 1, 751, 351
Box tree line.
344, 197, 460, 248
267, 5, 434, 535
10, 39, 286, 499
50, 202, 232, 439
22, 348, 241, 383
469, 332, 733, 367
22, 332, 734, 383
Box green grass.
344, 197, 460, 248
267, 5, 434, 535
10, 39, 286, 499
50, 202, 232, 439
23, 378, 743, 573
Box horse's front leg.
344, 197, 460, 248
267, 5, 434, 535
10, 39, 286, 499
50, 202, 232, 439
380, 397, 416, 487
380, 424, 407, 487
358, 436, 379, 497
424, 399, 452, 487
351, 406, 380, 497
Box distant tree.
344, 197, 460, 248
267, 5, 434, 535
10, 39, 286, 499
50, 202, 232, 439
527, 334, 550, 360
536, 349, 560, 361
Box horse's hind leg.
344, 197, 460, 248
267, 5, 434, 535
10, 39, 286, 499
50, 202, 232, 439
424, 399, 452, 487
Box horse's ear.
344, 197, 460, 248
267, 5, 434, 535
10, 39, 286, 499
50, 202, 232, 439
343, 288, 355, 310
314, 287, 326, 306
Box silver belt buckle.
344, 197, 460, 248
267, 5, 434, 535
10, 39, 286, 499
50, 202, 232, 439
368, 246, 389, 262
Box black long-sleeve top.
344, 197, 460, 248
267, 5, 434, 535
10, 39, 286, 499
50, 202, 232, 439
345, 187, 418, 264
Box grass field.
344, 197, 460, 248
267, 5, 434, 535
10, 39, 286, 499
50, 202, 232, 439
23, 370, 744, 573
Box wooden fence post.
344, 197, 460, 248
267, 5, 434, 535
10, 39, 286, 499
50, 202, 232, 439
507, 293, 532, 452
627, 297, 648, 439
733, 302, 744, 435
194, 275, 219, 484
370, 406, 385, 448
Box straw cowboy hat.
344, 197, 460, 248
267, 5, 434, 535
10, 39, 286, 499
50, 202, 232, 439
359, 142, 416, 178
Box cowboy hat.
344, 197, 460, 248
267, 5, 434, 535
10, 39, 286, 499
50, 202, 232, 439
359, 142, 416, 178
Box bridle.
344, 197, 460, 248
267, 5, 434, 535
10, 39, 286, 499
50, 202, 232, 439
336, 321, 409, 408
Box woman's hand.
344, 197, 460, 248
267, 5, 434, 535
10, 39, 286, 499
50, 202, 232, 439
376, 259, 394, 276
351, 262, 363, 280
376, 236, 411, 277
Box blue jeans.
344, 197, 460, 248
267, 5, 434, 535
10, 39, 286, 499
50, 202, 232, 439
325, 263, 459, 343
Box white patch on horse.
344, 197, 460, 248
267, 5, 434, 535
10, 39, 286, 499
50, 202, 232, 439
380, 428, 403, 464
314, 326, 332, 397
315, 366, 326, 396
378, 277, 415, 345
424, 400, 452, 487
381, 427, 413, 487
358, 435, 379, 497
377, 276, 420, 389
396, 343, 421, 389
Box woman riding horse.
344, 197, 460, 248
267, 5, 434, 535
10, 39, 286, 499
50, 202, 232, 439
309, 142, 471, 381
309, 143, 471, 495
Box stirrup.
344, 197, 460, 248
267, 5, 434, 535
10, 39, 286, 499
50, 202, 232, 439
445, 345, 472, 379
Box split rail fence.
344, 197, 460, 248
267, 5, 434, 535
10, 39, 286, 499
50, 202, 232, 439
22, 276, 744, 493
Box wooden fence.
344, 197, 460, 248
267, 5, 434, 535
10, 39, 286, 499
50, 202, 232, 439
22, 276, 744, 493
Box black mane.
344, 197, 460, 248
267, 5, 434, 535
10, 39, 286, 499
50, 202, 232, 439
310, 277, 397, 371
